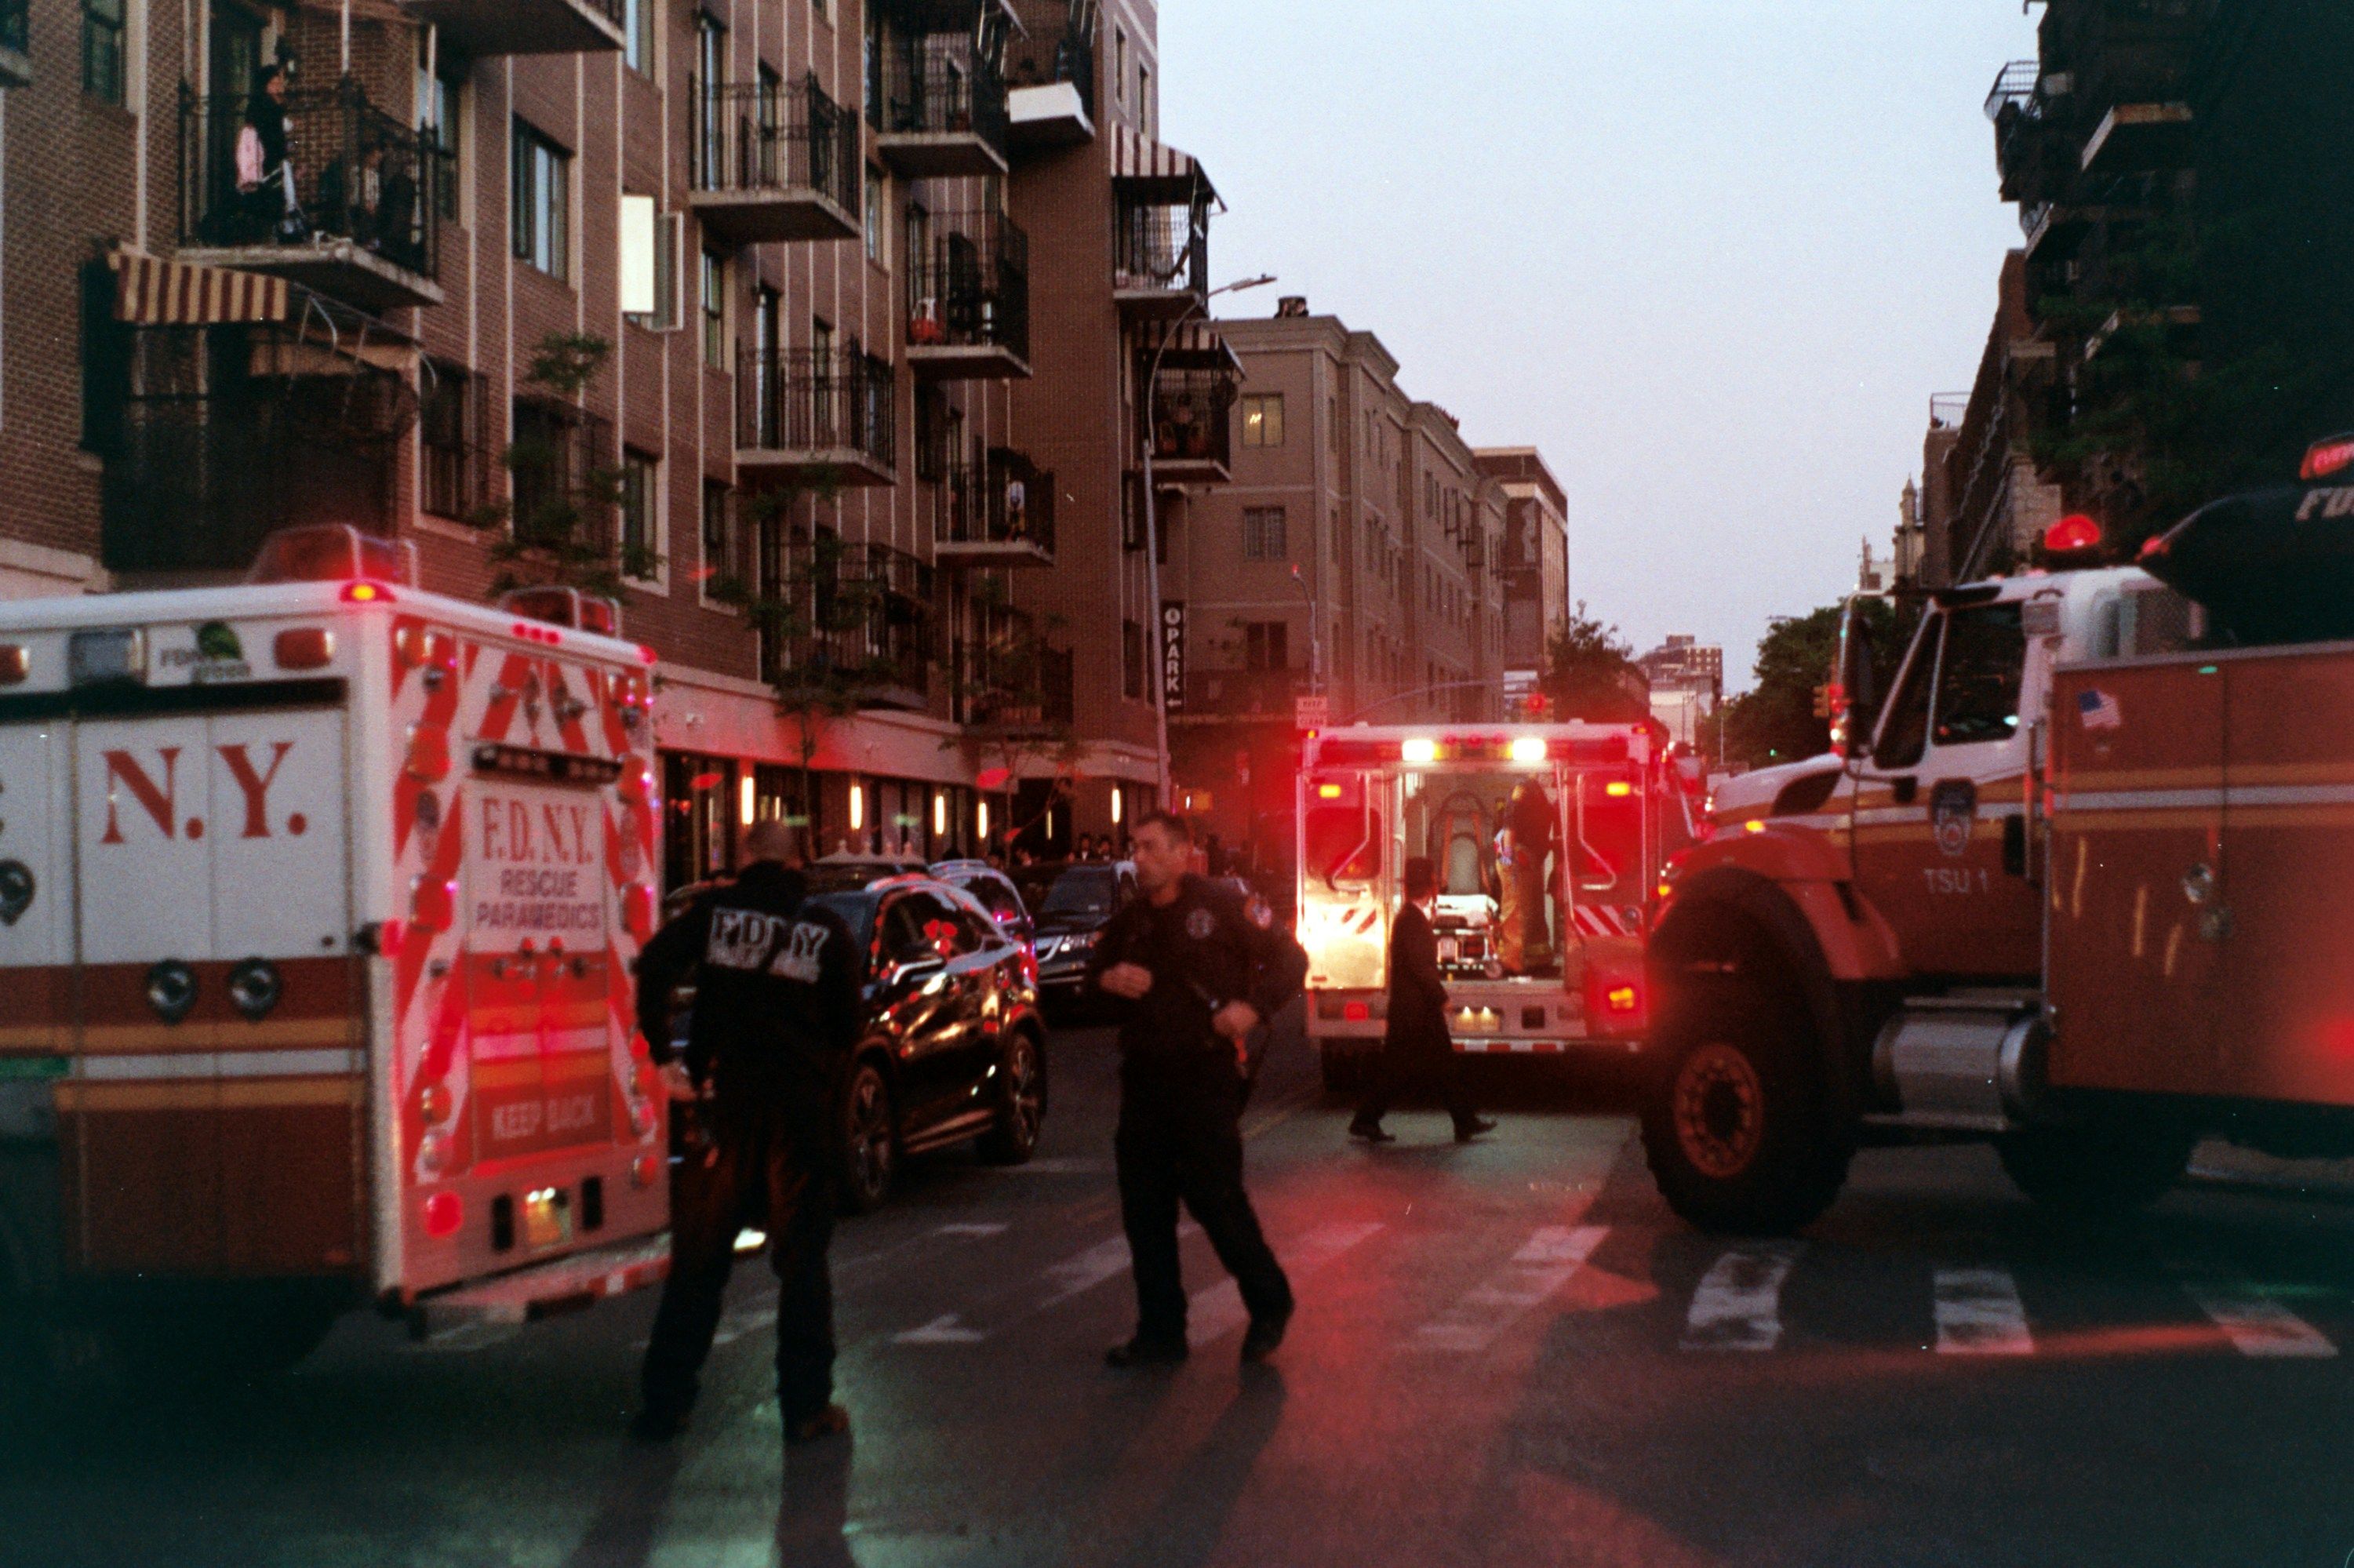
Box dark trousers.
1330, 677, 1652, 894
641, 1089, 836, 1424
1115, 1057, 1292, 1343
1357, 1024, 1478, 1130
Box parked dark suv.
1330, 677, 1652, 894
1013, 860, 1138, 1004
800, 868, 1049, 1211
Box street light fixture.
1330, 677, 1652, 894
1141, 272, 1277, 809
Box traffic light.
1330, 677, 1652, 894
1523, 691, 1550, 721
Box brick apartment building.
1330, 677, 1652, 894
1162, 299, 1564, 878
1471, 445, 1568, 703
0, 0, 1239, 883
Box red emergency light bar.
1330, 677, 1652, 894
1312, 734, 1630, 769
2302, 434, 2354, 482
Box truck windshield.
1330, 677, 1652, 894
1933, 602, 2027, 747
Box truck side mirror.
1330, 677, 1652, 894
1836, 608, 1880, 760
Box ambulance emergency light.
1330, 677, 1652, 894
1311, 733, 1632, 768
246, 523, 418, 589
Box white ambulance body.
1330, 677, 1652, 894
0, 537, 670, 1362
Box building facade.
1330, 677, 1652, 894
0, 0, 1235, 886
1635, 634, 1720, 752
1472, 446, 1567, 696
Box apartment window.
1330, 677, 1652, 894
1114, 28, 1127, 108
418, 53, 464, 221
623, 0, 655, 73
83, 0, 125, 103
702, 478, 733, 578
1139, 65, 1152, 137
1244, 622, 1289, 672
700, 250, 727, 369
1122, 619, 1146, 700
1242, 507, 1286, 561
1240, 394, 1284, 449
1121, 473, 1147, 552
864, 166, 886, 264
620, 448, 659, 575
420, 366, 483, 519
511, 122, 570, 278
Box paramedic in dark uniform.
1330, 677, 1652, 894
1348, 857, 1497, 1144
1086, 810, 1308, 1366
630, 820, 861, 1446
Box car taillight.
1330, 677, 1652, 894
1344, 1000, 1371, 1022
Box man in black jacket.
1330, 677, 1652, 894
1350, 857, 1497, 1145
631, 820, 861, 1446
1086, 811, 1308, 1367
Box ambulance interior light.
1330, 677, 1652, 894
1508, 737, 1548, 765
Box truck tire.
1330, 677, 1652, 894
1319, 1048, 1365, 1097
837, 1056, 899, 1215
1997, 1117, 2195, 1217
1640, 980, 1851, 1235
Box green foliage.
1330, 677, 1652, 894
1718, 598, 1914, 770
482, 333, 654, 601
1536, 602, 1647, 723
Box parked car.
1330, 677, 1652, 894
802, 871, 1049, 1210
1011, 860, 1139, 1003
930, 859, 1037, 951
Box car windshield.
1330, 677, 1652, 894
1032, 867, 1117, 917
804, 891, 880, 955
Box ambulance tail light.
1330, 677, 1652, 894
1344, 1001, 1371, 1022
1317, 783, 1344, 801
0, 646, 26, 686
273, 628, 334, 670
1604, 780, 1635, 799
421, 1190, 464, 1239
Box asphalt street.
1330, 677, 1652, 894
8, 1022, 2354, 1567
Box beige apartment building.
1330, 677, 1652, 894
1471, 446, 1568, 698
0, 0, 1234, 880
1166, 300, 1559, 877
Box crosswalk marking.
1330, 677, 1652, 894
2174, 1274, 2338, 1359
1934, 1267, 2034, 1355
1187, 1222, 1386, 1342
1415, 1225, 1611, 1354
893, 1234, 1135, 1345
1681, 1242, 1803, 1352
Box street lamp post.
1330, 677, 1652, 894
1141, 271, 1275, 809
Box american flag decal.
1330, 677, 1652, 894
2078, 688, 2124, 731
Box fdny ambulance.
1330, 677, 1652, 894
1298, 722, 1686, 1088
1643, 439, 2354, 1233
0, 527, 671, 1378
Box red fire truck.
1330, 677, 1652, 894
0, 528, 672, 1381
1298, 722, 1692, 1088
1642, 442, 2354, 1232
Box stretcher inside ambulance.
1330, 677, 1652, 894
1298, 725, 1667, 1068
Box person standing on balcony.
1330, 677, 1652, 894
238, 64, 306, 240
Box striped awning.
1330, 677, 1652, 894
111, 250, 291, 326
1112, 124, 1218, 205
1156, 319, 1243, 377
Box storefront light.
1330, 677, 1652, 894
849, 783, 865, 832
977, 799, 991, 838
933, 793, 947, 836
1110, 786, 1124, 825
739, 774, 757, 827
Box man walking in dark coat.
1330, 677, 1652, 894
631, 820, 862, 1446
1350, 857, 1496, 1144
1087, 810, 1308, 1366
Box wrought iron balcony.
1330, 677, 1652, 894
0, 0, 29, 87
737, 348, 897, 487
874, 28, 1009, 177
508, 397, 619, 559
755, 537, 935, 711
177, 78, 448, 310
1114, 198, 1209, 318
1006, 0, 1096, 152
1146, 368, 1235, 484
689, 75, 859, 245
930, 447, 1055, 568
957, 606, 1074, 730
402, 0, 624, 57
92, 313, 412, 576
907, 214, 1030, 380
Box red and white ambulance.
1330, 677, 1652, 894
0, 527, 671, 1373
1297, 722, 1681, 1088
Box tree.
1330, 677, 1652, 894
1718, 598, 1915, 771
1535, 602, 1647, 723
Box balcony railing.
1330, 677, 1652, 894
1006, 0, 1096, 150
930, 447, 1055, 566
508, 398, 617, 556
958, 605, 1075, 729
875, 31, 1009, 176
178, 78, 449, 309
1182, 666, 1304, 719
755, 537, 934, 708
1115, 200, 1210, 306
93, 319, 410, 575
908, 214, 1030, 375
737, 348, 897, 484
1147, 369, 1235, 479
688, 74, 859, 243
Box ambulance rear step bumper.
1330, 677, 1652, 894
408, 1232, 670, 1337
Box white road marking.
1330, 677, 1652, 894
2172, 1269, 2338, 1359
893, 1231, 1139, 1345
1185, 1222, 1386, 1342
401, 1320, 521, 1355
1681, 1242, 1803, 1352
992, 1157, 1111, 1175
895, 1315, 988, 1345
1415, 1225, 1611, 1354
1933, 1266, 2034, 1355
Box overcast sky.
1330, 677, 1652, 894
1161, 2, 2042, 691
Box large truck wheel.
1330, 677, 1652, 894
1319, 1048, 1366, 1097
1997, 1116, 2195, 1217
1640, 980, 1850, 1235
